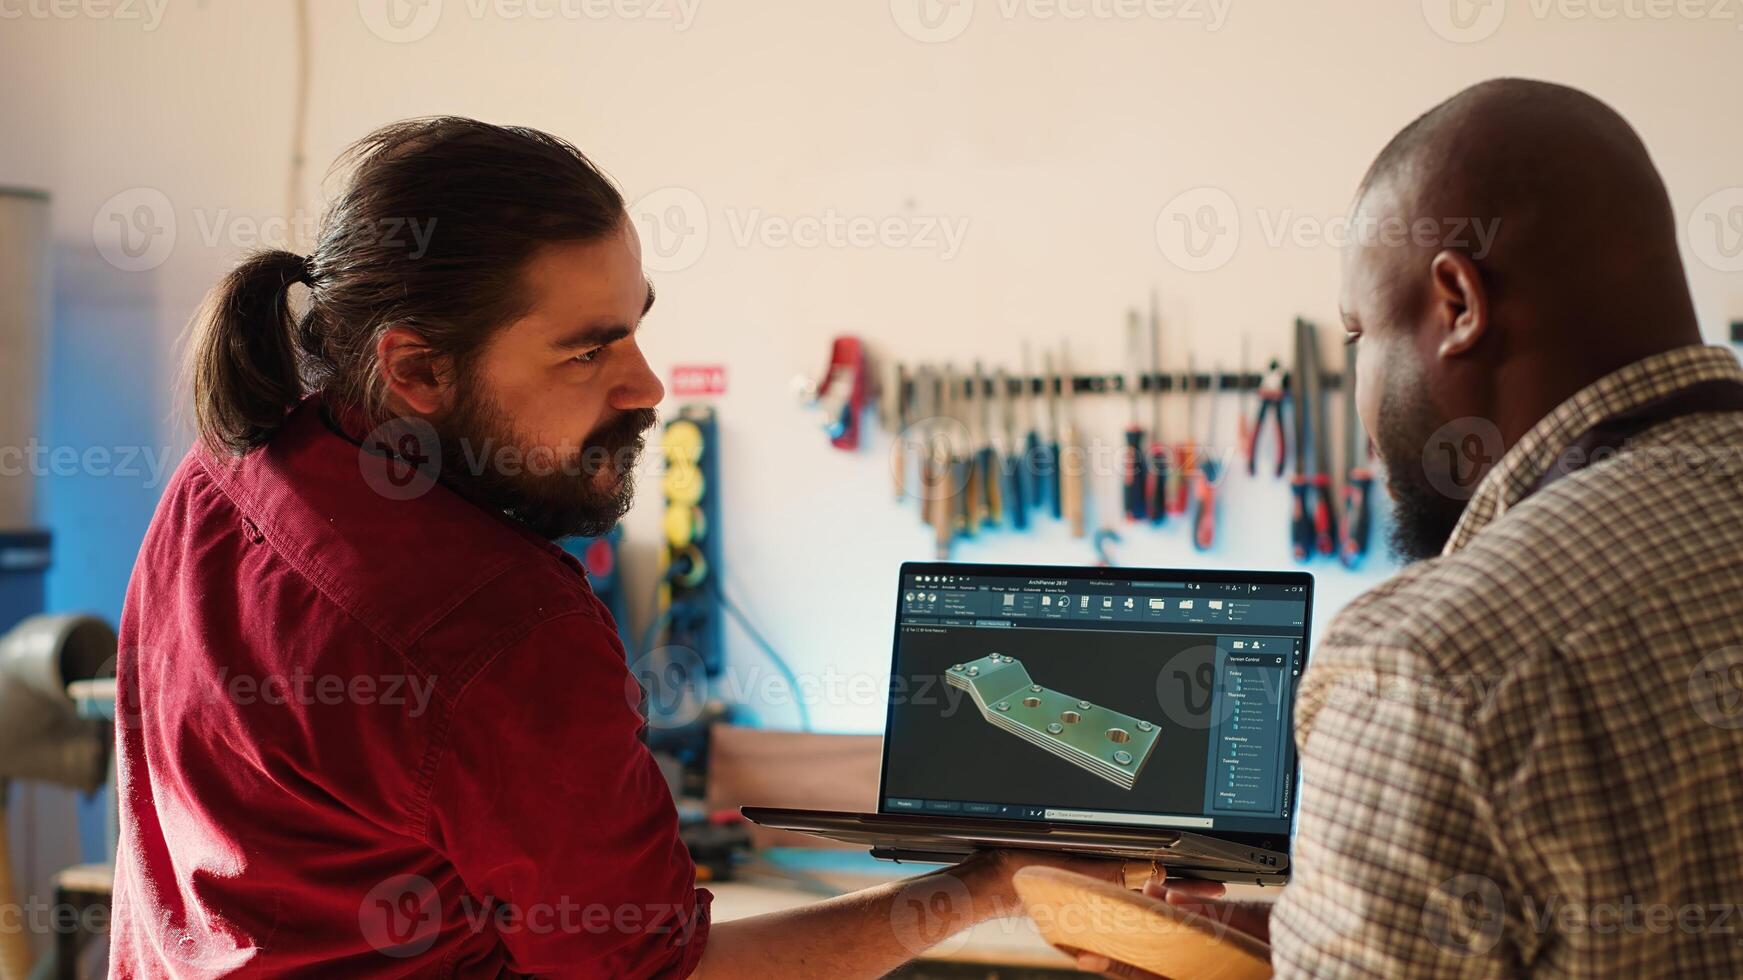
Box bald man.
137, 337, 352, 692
1085, 79, 1743, 978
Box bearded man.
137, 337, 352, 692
109, 118, 1118, 979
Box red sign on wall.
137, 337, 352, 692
670, 364, 727, 397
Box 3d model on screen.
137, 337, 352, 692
943, 653, 1160, 790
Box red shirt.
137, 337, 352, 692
109, 396, 710, 978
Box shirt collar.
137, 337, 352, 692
1444, 344, 1743, 555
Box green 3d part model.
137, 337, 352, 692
944, 654, 1160, 791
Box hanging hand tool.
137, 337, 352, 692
884, 361, 909, 502
1145, 291, 1170, 525
972, 362, 999, 529
919, 370, 954, 558
1289, 326, 1316, 561
1191, 361, 1224, 551
997, 368, 1028, 530
942, 365, 974, 539
1236, 335, 1254, 464
1058, 343, 1086, 538
1247, 357, 1288, 478
1168, 359, 1194, 516
1339, 341, 1373, 566
1122, 309, 1150, 522
1042, 351, 1063, 520
1303, 320, 1341, 557
1021, 343, 1046, 516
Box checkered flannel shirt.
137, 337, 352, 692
1270, 344, 1743, 978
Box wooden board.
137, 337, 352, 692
1014, 866, 1272, 979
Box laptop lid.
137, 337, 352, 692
878, 562, 1313, 856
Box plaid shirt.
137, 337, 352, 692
1271, 344, 1743, 978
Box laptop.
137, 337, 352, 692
743, 561, 1314, 886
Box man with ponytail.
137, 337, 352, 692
109, 118, 1127, 979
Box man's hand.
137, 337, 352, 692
1073, 878, 1273, 979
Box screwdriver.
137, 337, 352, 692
1122, 309, 1150, 521
1303, 320, 1340, 557
1191, 362, 1223, 551
1042, 351, 1063, 521
1169, 359, 1193, 516
1145, 291, 1170, 526
1289, 324, 1315, 561
1058, 342, 1086, 538
1339, 341, 1372, 566
997, 368, 1028, 531
973, 362, 999, 528
1020, 344, 1047, 517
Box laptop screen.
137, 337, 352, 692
879, 562, 1312, 844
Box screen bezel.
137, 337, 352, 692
878, 560, 1315, 855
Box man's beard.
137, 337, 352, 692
432, 375, 657, 541
1375, 358, 1469, 564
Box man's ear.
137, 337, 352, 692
1426, 250, 1487, 360
377, 326, 453, 416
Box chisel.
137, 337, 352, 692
1042, 351, 1063, 520
1058, 343, 1086, 538
997, 368, 1028, 530
1021, 344, 1047, 514
1339, 341, 1373, 566
1191, 362, 1223, 551
1122, 308, 1150, 522
1145, 291, 1170, 525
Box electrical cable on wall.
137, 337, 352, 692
287, 0, 312, 241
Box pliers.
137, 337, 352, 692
1245, 358, 1288, 478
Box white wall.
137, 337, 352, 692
3, 0, 1742, 735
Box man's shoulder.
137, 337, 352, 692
187, 404, 605, 665
1322, 436, 1743, 679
